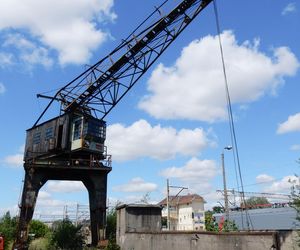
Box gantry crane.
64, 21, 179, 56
13, 0, 213, 249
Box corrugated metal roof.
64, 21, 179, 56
214, 207, 300, 230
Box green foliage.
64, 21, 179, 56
29, 220, 50, 238
106, 209, 117, 240
290, 174, 300, 246
204, 211, 218, 232
221, 220, 238, 232
212, 206, 224, 214
161, 217, 167, 228
0, 211, 17, 250
291, 175, 300, 220
28, 237, 52, 250
242, 196, 270, 208
50, 219, 84, 250
105, 237, 120, 250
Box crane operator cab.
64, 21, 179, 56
71, 115, 106, 154
24, 112, 109, 166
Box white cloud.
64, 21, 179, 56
0, 0, 116, 65
3, 154, 23, 167
282, 3, 297, 15
1, 145, 24, 167
113, 177, 158, 193
290, 144, 300, 151
46, 181, 86, 193
106, 119, 212, 161
3, 33, 54, 68
160, 157, 219, 197
38, 191, 52, 200
256, 174, 275, 184
264, 175, 299, 193
277, 113, 300, 134
139, 31, 299, 122
0, 83, 6, 94
160, 157, 219, 182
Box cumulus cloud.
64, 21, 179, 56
38, 191, 52, 200
106, 119, 212, 161
113, 177, 158, 193
160, 157, 219, 195
3, 33, 53, 68
139, 31, 299, 122
256, 174, 275, 184
0, 0, 116, 65
0, 83, 6, 94
46, 181, 86, 193
160, 157, 218, 181
3, 154, 23, 167
282, 3, 297, 15
1, 145, 24, 167
264, 175, 299, 193
277, 113, 300, 134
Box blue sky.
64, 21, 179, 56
0, 0, 300, 217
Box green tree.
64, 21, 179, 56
0, 212, 17, 250
212, 206, 224, 214
29, 220, 50, 238
105, 238, 120, 250
290, 174, 300, 246
106, 209, 117, 240
221, 220, 238, 232
204, 211, 218, 232
50, 219, 84, 250
242, 197, 270, 209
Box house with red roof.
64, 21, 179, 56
158, 194, 206, 231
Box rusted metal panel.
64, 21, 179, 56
24, 114, 70, 161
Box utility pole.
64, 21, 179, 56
167, 179, 170, 230
222, 146, 232, 221
166, 179, 188, 231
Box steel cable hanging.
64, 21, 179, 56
212, 0, 253, 230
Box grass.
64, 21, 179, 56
28, 238, 51, 250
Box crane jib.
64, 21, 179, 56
63, 0, 212, 115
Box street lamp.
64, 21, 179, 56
221, 146, 232, 221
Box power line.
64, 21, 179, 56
213, 0, 252, 230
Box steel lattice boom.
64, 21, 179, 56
35, 0, 212, 126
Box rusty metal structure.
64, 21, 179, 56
13, 0, 212, 249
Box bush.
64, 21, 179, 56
29, 220, 50, 238
50, 219, 84, 250
0, 212, 17, 250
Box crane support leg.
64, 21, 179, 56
13, 168, 45, 250
13, 163, 111, 250
84, 174, 108, 246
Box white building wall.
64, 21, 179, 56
177, 201, 205, 231
161, 197, 205, 231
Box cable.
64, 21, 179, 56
212, 0, 253, 230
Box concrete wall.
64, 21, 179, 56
116, 204, 300, 250
116, 204, 162, 239
117, 231, 299, 250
